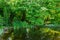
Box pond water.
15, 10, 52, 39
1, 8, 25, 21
0, 28, 3, 35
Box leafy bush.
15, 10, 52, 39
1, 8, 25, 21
0, 0, 60, 27
0, 0, 60, 40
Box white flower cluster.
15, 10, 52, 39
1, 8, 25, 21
41, 7, 48, 11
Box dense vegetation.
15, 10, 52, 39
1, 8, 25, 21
0, 0, 60, 40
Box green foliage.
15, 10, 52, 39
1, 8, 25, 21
0, 0, 60, 40
0, 0, 60, 27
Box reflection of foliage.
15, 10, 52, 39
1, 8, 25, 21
13, 27, 60, 40
28, 28, 60, 40
0, 27, 60, 40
